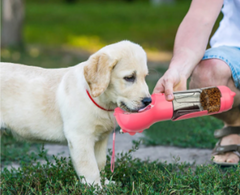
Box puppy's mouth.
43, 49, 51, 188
120, 102, 140, 113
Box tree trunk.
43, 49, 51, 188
1, 0, 24, 47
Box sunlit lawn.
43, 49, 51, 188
25, 1, 189, 52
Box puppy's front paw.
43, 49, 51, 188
80, 177, 102, 189
104, 179, 115, 185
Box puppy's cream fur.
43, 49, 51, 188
0, 40, 150, 186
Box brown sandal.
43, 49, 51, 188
212, 126, 240, 166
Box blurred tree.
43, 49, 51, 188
1, 0, 24, 47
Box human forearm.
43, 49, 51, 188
153, 0, 224, 98
169, 0, 224, 78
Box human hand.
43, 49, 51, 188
153, 68, 188, 101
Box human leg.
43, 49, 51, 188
189, 46, 240, 164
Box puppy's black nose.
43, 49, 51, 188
142, 97, 152, 107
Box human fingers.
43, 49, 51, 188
153, 78, 165, 94
162, 76, 174, 101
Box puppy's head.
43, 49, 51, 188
84, 40, 151, 112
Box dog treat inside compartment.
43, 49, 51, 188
200, 87, 221, 113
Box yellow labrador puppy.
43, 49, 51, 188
0, 40, 151, 186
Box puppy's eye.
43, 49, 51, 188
124, 75, 135, 82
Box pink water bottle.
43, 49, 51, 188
114, 86, 236, 135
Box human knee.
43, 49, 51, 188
189, 59, 232, 89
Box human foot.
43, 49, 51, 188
212, 127, 240, 165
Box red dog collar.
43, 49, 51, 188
86, 90, 114, 112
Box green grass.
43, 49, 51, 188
2, 142, 240, 194
24, 1, 190, 51
0, 132, 42, 166
23, 1, 222, 52
0, 47, 87, 68
142, 116, 223, 149
3, 0, 222, 55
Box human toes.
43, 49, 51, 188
213, 152, 239, 164
213, 154, 228, 163
226, 153, 239, 163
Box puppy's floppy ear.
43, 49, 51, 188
84, 52, 118, 97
